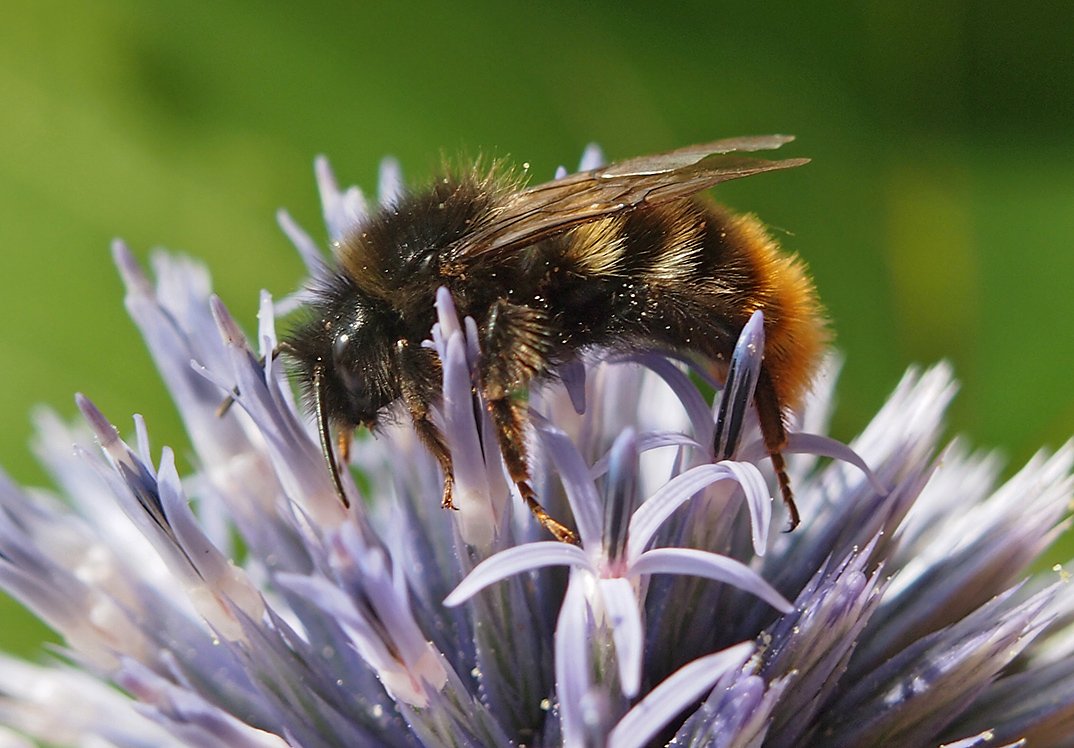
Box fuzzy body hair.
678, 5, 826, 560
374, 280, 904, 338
283, 137, 824, 537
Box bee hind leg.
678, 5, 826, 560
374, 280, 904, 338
753, 366, 801, 531
481, 300, 578, 544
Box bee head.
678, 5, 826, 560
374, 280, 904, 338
284, 284, 401, 434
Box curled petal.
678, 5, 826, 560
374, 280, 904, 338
743, 431, 888, 495
628, 461, 771, 560
631, 547, 792, 613
590, 431, 703, 481
444, 542, 589, 607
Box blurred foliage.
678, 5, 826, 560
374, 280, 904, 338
1, 1, 1072, 654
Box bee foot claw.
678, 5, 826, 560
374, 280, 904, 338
547, 522, 580, 545
441, 479, 458, 510
517, 481, 578, 544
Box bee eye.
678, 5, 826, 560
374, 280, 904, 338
331, 331, 375, 417
332, 332, 350, 363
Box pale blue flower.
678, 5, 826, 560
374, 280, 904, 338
0, 151, 1071, 747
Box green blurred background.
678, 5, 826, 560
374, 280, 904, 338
1, 2, 1072, 654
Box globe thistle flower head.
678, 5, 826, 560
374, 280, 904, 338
0, 150, 1072, 747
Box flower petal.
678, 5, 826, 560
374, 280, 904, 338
589, 430, 703, 481
628, 461, 772, 560
631, 547, 792, 613
713, 310, 764, 460
821, 586, 1057, 747
279, 571, 446, 708
941, 652, 1074, 745
444, 542, 589, 607
116, 659, 290, 748
598, 577, 645, 697
783, 431, 887, 495
757, 539, 886, 743
531, 414, 602, 549
579, 143, 605, 170
315, 155, 367, 241
939, 731, 1025, 748
610, 353, 714, 451
608, 642, 754, 748
377, 156, 404, 206
601, 429, 641, 567
0, 654, 185, 747
555, 570, 596, 747
439, 326, 496, 547
557, 358, 588, 414
673, 666, 791, 747
276, 208, 326, 277
207, 295, 348, 526
855, 445, 1074, 675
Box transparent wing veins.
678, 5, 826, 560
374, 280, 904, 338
452, 135, 807, 260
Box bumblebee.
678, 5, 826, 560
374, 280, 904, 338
283, 136, 827, 543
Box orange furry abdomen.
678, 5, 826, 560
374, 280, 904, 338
728, 212, 829, 410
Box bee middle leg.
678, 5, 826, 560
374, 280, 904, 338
410, 408, 456, 510
481, 300, 578, 544
396, 340, 456, 509
484, 394, 578, 544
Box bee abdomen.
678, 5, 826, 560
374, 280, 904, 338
700, 205, 829, 409
556, 201, 826, 408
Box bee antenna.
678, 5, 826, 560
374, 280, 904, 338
313, 365, 351, 508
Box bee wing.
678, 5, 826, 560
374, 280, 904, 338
454, 135, 808, 260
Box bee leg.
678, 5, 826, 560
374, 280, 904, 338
484, 395, 578, 544
396, 340, 457, 509
481, 300, 579, 545
337, 430, 352, 464
412, 414, 456, 510
753, 366, 800, 531
402, 390, 456, 509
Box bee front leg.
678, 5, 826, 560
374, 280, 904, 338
481, 300, 578, 545
396, 340, 457, 509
